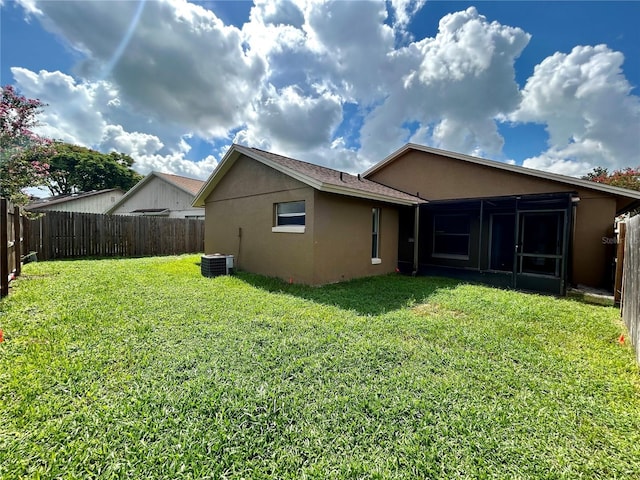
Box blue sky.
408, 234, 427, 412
1, 0, 639, 180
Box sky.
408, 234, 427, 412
1, 0, 639, 182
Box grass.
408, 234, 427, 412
1, 255, 639, 479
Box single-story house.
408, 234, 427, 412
107, 171, 205, 219
26, 188, 125, 214
193, 144, 640, 295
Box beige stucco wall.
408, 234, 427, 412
312, 192, 399, 284
369, 150, 573, 199
112, 176, 202, 218
571, 192, 616, 287
368, 150, 618, 288
205, 155, 316, 284
204, 154, 401, 285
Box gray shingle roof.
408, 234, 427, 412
246, 147, 423, 204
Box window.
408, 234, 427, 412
273, 201, 305, 233
433, 214, 470, 259
372, 207, 381, 264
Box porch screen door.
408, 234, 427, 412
515, 211, 566, 293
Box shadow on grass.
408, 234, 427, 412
237, 272, 463, 316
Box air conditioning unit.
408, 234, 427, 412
201, 254, 234, 277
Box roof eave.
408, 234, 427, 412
192, 147, 243, 207
193, 144, 423, 207
363, 143, 640, 201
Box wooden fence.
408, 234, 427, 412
621, 214, 640, 365
1, 198, 26, 298
26, 211, 204, 261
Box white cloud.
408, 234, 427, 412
11, 67, 109, 145
20, 0, 266, 138
359, 7, 530, 162
391, 0, 427, 29
241, 85, 343, 151
301, 0, 396, 103
512, 44, 640, 176
132, 152, 218, 179
8, 1, 639, 181
250, 0, 304, 28
98, 125, 164, 158
11, 67, 217, 180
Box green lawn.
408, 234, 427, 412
1, 255, 639, 479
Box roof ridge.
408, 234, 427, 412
248, 147, 357, 175
155, 171, 203, 181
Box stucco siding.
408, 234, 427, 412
368, 150, 574, 199
209, 154, 306, 201
204, 157, 316, 284
312, 192, 399, 284
571, 191, 617, 288
369, 149, 620, 289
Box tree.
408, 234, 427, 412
0, 85, 50, 205
34, 142, 143, 195
582, 166, 640, 192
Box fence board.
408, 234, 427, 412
1, 199, 8, 297
1, 198, 27, 299
27, 211, 204, 261
621, 214, 640, 365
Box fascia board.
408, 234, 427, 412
364, 143, 640, 201
193, 145, 322, 207
192, 149, 242, 207
362, 144, 412, 177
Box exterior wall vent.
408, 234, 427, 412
201, 254, 234, 277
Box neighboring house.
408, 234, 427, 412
193, 144, 640, 294
107, 172, 205, 219
26, 189, 125, 214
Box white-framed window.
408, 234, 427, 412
272, 200, 305, 233
432, 214, 470, 259
372, 207, 381, 264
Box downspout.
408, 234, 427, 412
568, 196, 579, 291
412, 204, 420, 276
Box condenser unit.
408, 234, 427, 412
201, 254, 234, 277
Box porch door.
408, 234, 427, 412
515, 211, 566, 294
489, 214, 515, 272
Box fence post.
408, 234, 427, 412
13, 206, 21, 277
614, 222, 626, 307
1, 198, 8, 298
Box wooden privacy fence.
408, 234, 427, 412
1, 198, 27, 298
621, 214, 640, 365
27, 211, 204, 261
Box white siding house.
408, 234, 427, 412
27, 189, 125, 214
106, 172, 205, 219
